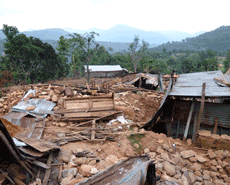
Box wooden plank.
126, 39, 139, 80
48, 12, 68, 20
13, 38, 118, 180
64, 95, 113, 101
31, 160, 50, 169
75, 111, 123, 127
194, 83, 206, 141
91, 120, 96, 140
183, 101, 195, 141
15, 137, 59, 153
213, 117, 218, 134
57, 107, 115, 114
42, 152, 53, 185
64, 111, 117, 118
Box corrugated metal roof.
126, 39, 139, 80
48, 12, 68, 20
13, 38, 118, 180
169, 71, 230, 97
11, 99, 55, 118
84, 65, 123, 72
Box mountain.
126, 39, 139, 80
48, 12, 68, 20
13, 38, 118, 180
0, 28, 71, 40
158, 30, 205, 42
150, 25, 230, 52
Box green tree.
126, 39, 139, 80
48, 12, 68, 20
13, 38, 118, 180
128, 35, 149, 72
224, 49, 230, 73
68, 32, 102, 81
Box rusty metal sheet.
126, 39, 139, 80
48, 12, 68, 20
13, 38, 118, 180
3, 113, 45, 139
169, 71, 230, 97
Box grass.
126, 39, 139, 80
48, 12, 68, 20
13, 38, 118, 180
127, 134, 145, 154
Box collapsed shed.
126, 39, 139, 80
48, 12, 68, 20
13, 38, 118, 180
143, 70, 230, 141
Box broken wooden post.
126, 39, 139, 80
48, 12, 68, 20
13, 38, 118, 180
167, 102, 176, 137
91, 120, 96, 140
139, 78, 142, 88
183, 100, 195, 141
42, 152, 53, 185
192, 112, 198, 141
213, 117, 218, 134
176, 119, 180, 138
194, 83, 206, 141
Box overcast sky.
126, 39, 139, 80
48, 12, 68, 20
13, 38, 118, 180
0, 0, 229, 33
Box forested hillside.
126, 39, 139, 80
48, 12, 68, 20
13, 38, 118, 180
150, 26, 230, 52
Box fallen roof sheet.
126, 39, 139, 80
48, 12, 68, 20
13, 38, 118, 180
84, 65, 123, 72
11, 99, 56, 118
213, 68, 230, 86
169, 71, 230, 97
76, 155, 151, 185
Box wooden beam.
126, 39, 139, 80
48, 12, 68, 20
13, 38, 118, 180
176, 119, 180, 138
194, 83, 206, 141
192, 112, 198, 141
91, 120, 96, 141
42, 152, 53, 185
213, 117, 218, 134
183, 100, 195, 141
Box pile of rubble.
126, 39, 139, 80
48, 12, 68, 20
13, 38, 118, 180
140, 132, 230, 185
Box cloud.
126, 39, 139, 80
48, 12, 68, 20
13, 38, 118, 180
0, 0, 229, 32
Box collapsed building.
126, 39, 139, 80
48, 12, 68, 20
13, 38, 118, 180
143, 70, 230, 145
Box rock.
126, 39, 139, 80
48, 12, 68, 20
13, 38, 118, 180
189, 157, 197, 163
183, 170, 196, 184
190, 163, 202, 171
204, 181, 213, 185
105, 155, 118, 165
62, 168, 77, 178
180, 150, 196, 159
193, 170, 201, 177
213, 180, 225, 185
52, 95, 58, 102
58, 98, 64, 105
88, 159, 97, 166
208, 149, 217, 159
162, 144, 170, 151
90, 167, 98, 175
144, 148, 150, 154
156, 146, 164, 153
161, 153, 170, 161
199, 130, 211, 137
133, 143, 139, 148
211, 166, 218, 171
149, 152, 156, 159
196, 155, 208, 163
68, 178, 87, 185
211, 134, 221, 140
222, 161, 228, 168
157, 139, 164, 144
73, 157, 87, 165
162, 161, 176, 176
186, 139, 192, 145
60, 173, 74, 185
0, 103, 3, 108
59, 122, 67, 127
215, 150, 225, 160
211, 160, 218, 166
61, 155, 70, 163
72, 148, 83, 154
25, 106, 36, 111
79, 165, 94, 177
174, 173, 181, 179
54, 89, 61, 94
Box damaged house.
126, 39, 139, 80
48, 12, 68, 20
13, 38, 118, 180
143, 70, 230, 146
84, 65, 128, 78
